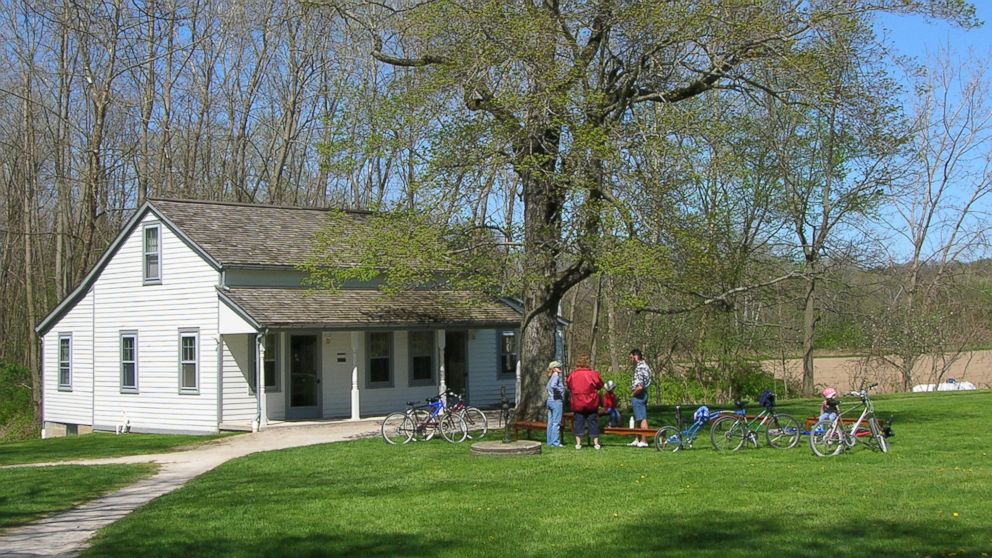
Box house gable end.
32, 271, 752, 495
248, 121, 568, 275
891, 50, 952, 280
36, 202, 222, 336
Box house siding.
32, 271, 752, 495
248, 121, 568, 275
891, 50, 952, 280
89, 213, 220, 433
221, 334, 256, 425
321, 331, 353, 418
42, 289, 95, 426
350, 331, 438, 417
467, 329, 516, 407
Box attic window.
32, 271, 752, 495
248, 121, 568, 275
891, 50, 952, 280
143, 223, 161, 284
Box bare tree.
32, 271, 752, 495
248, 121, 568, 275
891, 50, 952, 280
868, 49, 992, 390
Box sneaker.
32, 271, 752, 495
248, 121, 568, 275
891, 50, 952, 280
575, 444, 582, 450
636, 441, 649, 448
594, 444, 601, 450
627, 440, 640, 447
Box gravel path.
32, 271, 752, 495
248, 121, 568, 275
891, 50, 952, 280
0, 421, 381, 558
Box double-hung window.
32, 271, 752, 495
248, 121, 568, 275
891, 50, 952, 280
120, 332, 138, 393
498, 330, 518, 379
179, 329, 199, 394
58, 334, 72, 391
409, 331, 434, 386
366, 332, 392, 387
143, 223, 161, 284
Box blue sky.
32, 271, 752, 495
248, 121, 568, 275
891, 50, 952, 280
876, 5, 991, 61
870, 5, 992, 263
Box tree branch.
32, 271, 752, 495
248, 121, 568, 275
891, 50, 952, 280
371, 36, 448, 67
636, 271, 802, 316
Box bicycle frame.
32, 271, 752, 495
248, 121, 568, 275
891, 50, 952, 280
655, 405, 720, 451
731, 407, 778, 447
709, 400, 801, 451
809, 384, 888, 456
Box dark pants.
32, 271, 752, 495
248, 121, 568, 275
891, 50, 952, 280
573, 411, 600, 438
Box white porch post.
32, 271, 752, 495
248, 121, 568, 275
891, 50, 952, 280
257, 333, 268, 430
350, 331, 361, 420
515, 358, 521, 405
437, 330, 447, 396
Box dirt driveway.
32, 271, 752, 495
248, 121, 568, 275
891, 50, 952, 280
763, 349, 992, 393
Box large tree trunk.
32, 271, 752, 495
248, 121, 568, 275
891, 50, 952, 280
515, 145, 567, 420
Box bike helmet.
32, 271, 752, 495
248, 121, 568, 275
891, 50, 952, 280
604, 380, 616, 392
822, 387, 838, 399
693, 406, 710, 422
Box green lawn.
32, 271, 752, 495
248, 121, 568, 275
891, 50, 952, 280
0, 464, 157, 530
84, 391, 991, 557
0, 432, 235, 466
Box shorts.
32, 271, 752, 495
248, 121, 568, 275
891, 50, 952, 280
573, 411, 600, 438
631, 393, 648, 422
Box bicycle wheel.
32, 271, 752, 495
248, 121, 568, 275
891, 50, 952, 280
381, 412, 414, 445
654, 426, 681, 452
462, 407, 489, 440
440, 413, 468, 443
765, 413, 801, 449
710, 416, 746, 452
809, 419, 844, 457
869, 417, 889, 454
411, 409, 434, 441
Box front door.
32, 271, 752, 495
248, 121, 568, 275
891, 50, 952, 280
445, 331, 468, 400
287, 334, 320, 419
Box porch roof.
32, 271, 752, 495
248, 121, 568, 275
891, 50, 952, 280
220, 287, 521, 330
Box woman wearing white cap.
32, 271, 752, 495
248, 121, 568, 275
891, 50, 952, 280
546, 360, 565, 447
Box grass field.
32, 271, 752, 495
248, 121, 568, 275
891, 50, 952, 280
81, 391, 990, 557
0, 464, 157, 530
0, 432, 234, 466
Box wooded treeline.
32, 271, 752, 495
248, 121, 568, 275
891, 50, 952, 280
2, 1, 991, 427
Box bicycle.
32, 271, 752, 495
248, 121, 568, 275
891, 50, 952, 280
655, 405, 725, 451
444, 390, 488, 440
709, 392, 801, 451
381, 395, 468, 444
809, 383, 889, 457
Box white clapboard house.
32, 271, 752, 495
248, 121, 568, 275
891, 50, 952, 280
35, 198, 529, 435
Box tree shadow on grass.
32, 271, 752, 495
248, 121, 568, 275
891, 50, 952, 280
85, 530, 443, 558
613, 512, 990, 558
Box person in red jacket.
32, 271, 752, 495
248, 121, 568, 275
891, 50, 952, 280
566, 354, 605, 450
603, 380, 621, 427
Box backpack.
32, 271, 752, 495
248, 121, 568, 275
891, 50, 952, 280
758, 390, 775, 409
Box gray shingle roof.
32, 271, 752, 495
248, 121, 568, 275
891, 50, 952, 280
150, 199, 521, 328
222, 288, 521, 329
37, 198, 522, 335
150, 198, 371, 268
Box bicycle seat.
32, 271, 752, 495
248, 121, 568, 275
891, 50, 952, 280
406, 401, 419, 406
734, 400, 747, 409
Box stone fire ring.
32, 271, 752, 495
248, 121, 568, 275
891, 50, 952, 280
470, 440, 542, 456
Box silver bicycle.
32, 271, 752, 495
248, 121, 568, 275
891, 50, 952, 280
809, 384, 889, 457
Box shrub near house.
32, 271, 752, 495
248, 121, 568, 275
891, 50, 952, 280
0, 362, 36, 442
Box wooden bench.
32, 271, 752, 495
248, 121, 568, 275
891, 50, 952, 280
513, 420, 552, 440
514, 416, 662, 442
804, 417, 887, 431
513, 414, 574, 440
601, 427, 660, 438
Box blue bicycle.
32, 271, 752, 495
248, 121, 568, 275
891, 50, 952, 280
654, 405, 723, 451
381, 395, 467, 444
